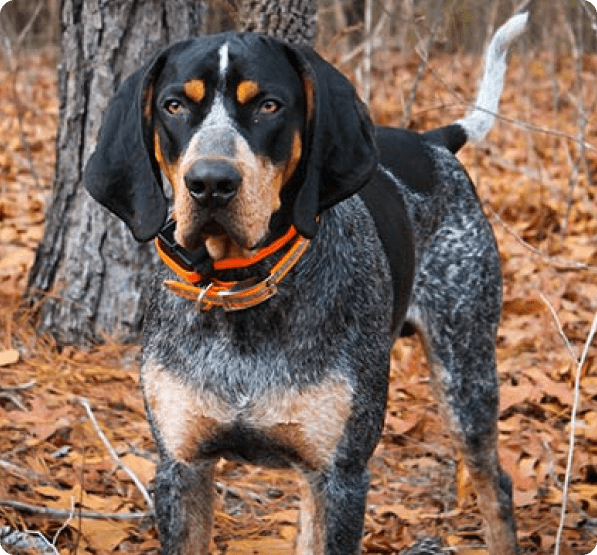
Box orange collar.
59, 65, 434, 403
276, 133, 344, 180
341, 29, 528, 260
155, 222, 310, 312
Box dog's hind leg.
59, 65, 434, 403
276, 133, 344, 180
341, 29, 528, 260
153, 459, 216, 555
408, 224, 517, 555
422, 341, 517, 555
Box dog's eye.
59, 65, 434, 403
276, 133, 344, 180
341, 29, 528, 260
260, 99, 281, 114
164, 99, 184, 115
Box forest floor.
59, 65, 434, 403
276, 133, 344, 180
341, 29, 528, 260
1, 45, 597, 555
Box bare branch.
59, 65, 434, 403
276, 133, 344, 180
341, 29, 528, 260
401, 2, 445, 127
0, 499, 152, 521
554, 310, 597, 555
486, 206, 590, 271
76, 397, 154, 511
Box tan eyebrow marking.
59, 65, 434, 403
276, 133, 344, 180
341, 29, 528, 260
183, 79, 206, 104
154, 131, 179, 192
236, 80, 260, 105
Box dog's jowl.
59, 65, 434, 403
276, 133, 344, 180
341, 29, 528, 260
85, 13, 528, 555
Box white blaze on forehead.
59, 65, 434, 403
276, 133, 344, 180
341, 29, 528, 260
192, 41, 233, 133
181, 41, 237, 167
201, 94, 233, 130
219, 42, 229, 80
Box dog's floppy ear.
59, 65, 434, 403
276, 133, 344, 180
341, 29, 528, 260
284, 45, 378, 238
84, 50, 169, 242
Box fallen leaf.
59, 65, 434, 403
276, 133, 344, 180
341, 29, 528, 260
79, 518, 131, 552
0, 349, 19, 366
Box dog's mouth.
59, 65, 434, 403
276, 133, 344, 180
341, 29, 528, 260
200, 220, 227, 238
198, 218, 264, 261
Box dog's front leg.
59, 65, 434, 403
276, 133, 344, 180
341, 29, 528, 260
154, 459, 216, 555
296, 464, 370, 555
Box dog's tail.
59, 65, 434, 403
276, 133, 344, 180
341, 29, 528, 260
423, 12, 528, 154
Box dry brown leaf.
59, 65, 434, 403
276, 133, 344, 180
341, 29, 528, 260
226, 537, 292, 554
525, 367, 575, 406
500, 383, 537, 412
0, 349, 19, 366
503, 297, 545, 316
79, 519, 132, 552
116, 453, 156, 485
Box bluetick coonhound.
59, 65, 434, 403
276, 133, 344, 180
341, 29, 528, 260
84, 13, 528, 555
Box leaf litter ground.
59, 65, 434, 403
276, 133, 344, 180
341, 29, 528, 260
1, 48, 597, 554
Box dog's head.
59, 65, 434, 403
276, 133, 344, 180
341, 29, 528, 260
84, 33, 377, 260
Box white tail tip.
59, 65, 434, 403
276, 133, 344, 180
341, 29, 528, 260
456, 12, 528, 142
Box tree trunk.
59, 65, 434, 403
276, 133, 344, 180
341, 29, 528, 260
24, 0, 317, 345
24, 0, 206, 344
238, 0, 317, 45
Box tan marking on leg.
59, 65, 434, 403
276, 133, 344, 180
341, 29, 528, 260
143, 362, 235, 463
295, 475, 326, 555
467, 459, 517, 555
236, 80, 260, 105
183, 79, 206, 104
422, 351, 517, 555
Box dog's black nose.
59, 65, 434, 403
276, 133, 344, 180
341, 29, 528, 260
184, 161, 241, 207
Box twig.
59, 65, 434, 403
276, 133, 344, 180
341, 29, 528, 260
340, 5, 389, 65
51, 498, 75, 551
560, 6, 590, 239
76, 397, 154, 510
486, 206, 590, 271
400, 0, 445, 127
0, 393, 26, 411
551, 309, 597, 555
0, 459, 45, 481
0, 380, 37, 392
0, 527, 58, 555
539, 294, 578, 362
0, 381, 36, 410
0, 14, 42, 192
0, 499, 152, 521
15, 1, 44, 50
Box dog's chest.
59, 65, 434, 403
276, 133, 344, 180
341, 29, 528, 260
140, 200, 394, 467
142, 357, 354, 469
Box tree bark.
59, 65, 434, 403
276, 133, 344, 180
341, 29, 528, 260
24, 0, 317, 345
238, 0, 317, 45
24, 0, 206, 344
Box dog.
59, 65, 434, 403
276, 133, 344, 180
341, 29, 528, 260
84, 13, 528, 555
